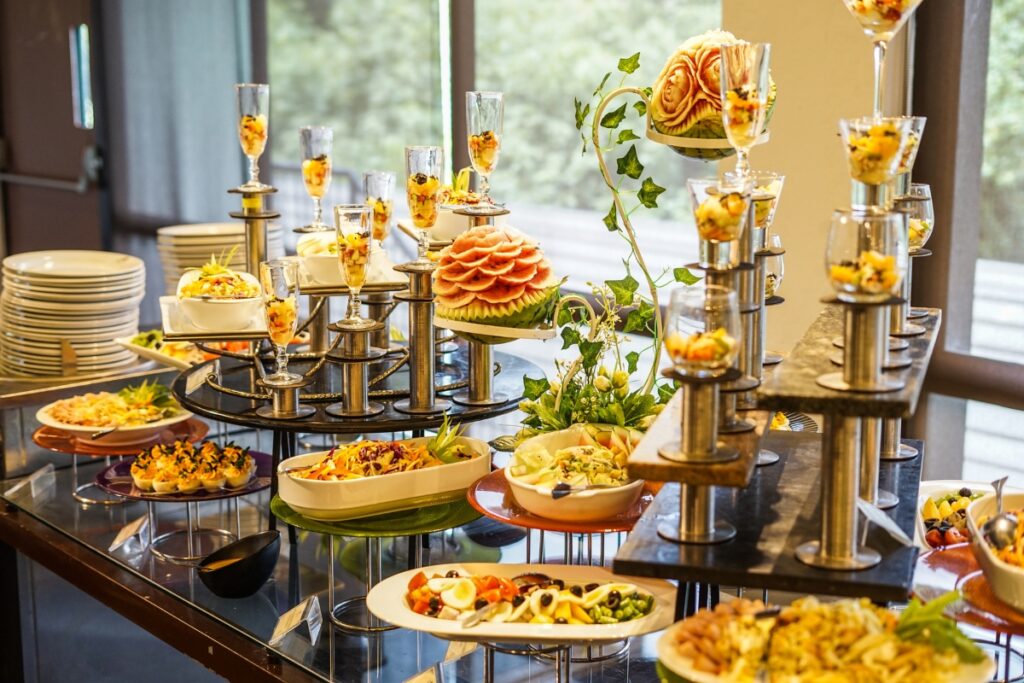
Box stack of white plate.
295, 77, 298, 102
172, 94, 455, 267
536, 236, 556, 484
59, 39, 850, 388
158, 223, 285, 294
1, 250, 145, 377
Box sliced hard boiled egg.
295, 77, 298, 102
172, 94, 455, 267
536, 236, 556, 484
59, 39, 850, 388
486, 601, 513, 623
427, 577, 458, 593
440, 578, 477, 610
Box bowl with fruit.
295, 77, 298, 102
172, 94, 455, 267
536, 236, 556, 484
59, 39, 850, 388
296, 232, 343, 285
176, 249, 262, 330
916, 482, 989, 549
966, 491, 1024, 613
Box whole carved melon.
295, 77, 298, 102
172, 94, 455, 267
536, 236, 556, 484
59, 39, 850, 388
649, 29, 777, 161
434, 226, 560, 344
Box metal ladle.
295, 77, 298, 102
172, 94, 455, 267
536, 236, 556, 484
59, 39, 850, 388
983, 476, 1018, 550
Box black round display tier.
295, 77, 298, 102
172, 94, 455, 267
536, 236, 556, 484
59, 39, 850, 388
171, 345, 540, 434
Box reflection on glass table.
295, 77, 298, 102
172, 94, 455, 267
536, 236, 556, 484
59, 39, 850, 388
1, 426, 664, 682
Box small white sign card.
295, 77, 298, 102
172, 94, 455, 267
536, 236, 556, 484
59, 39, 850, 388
858, 498, 914, 547
269, 596, 322, 648
109, 514, 149, 552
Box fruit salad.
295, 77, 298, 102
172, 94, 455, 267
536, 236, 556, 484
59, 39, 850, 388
264, 296, 297, 346
407, 173, 442, 228
898, 131, 921, 175
844, 0, 918, 30
765, 272, 780, 299
468, 130, 500, 175
845, 121, 902, 185
339, 233, 370, 289
753, 188, 779, 229
908, 218, 932, 250
179, 249, 260, 299
238, 114, 268, 158
664, 328, 738, 371
404, 570, 655, 625
301, 154, 331, 198
367, 196, 392, 241
723, 86, 766, 149
829, 250, 901, 298
131, 440, 255, 494
438, 168, 489, 207
510, 442, 631, 490
921, 488, 984, 548
694, 192, 747, 242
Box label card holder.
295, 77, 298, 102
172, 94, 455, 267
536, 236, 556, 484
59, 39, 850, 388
5, 464, 56, 501
858, 498, 914, 547
109, 514, 149, 552
269, 596, 322, 648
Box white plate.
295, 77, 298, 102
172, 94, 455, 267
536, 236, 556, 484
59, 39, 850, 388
914, 480, 1010, 549
3, 323, 138, 343
4, 283, 143, 303
656, 618, 996, 683
115, 336, 198, 371
157, 222, 284, 239
160, 296, 267, 338
277, 437, 492, 521
3, 292, 144, 313
5, 355, 135, 372
366, 563, 676, 645
158, 241, 283, 256
35, 400, 192, 446
2, 311, 139, 330
4, 340, 134, 358
2, 273, 145, 291
3, 250, 144, 278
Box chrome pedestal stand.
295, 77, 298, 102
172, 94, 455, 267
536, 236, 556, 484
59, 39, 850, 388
393, 263, 450, 415
450, 340, 508, 407
325, 321, 386, 418
255, 376, 316, 420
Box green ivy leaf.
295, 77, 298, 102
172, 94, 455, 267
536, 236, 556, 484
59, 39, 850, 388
560, 326, 583, 351
603, 202, 618, 232
579, 339, 603, 370
673, 267, 701, 285
593, 72, 611, 96
617, 129, 640, 144
657, 381, 678, 404
637, 177, 666, 208
606, 275, 639, 306
642, 86, 653, 98
616, 145, 644, 180
618, 52, 640, 74
574, 98, 590, 131
600, 103, 627, 129
626, 350, 640, 374
634, 100, 647, 116
522, 375, 550, 400
624, 300, 655, 334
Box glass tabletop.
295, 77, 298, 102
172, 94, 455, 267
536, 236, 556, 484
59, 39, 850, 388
1, 422, 665, 682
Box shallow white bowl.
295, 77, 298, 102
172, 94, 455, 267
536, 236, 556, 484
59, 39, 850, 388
35, 403, 192, 446
967, 492, 1024, 613
277, 436, 491, 521
505, 426, 644, 523
176, 269, 262, 331
302, 253, 344, 285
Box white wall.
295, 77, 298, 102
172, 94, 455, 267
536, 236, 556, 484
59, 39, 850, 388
723, 0, 908, 353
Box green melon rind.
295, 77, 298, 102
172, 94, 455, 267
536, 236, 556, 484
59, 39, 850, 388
436, 286, 561, 345
656, 81, 778, 161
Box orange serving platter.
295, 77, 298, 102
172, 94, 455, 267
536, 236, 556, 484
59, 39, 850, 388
32, 417, 210, 457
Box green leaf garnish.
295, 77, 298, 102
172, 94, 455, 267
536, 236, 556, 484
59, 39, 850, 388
617, 52, 640, 74
636, 177, 666, 208
673, 267, 701, 285
522, 375, 550, 400
605, 275, 639, 306
600, 103, 627, 129
616, 144, 644, 179
895, 591, 986, 664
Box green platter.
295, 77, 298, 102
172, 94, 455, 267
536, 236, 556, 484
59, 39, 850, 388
271, 495, 481, 538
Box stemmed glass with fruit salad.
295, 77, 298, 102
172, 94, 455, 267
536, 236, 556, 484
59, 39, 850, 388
664, 285, 741, 379
719, 43, 771, 177
296, 126, 333, 232
466, 91, 503, 208
363, 171, 395, 251
335, 204, 373, 326
404, 146, 444, 265
259, 259, 301, 385
236, 84, 271, 191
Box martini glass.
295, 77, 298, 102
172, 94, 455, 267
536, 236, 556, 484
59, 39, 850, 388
466, 91, 503, 207
296, 126, 333, 232
404, 146, 443, 265
236, 83, 271, 191
841, 0, 923, 118
719, 42, 771, 177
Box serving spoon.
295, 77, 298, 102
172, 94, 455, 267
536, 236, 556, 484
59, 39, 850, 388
983, 476, 1018, 551
90, 426, 119, 440
550, 482, 621, 500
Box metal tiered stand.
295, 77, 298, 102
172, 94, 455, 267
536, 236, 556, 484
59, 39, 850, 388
164, 184, 545, 633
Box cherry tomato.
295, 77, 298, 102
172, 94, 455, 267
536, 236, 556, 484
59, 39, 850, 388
925, 529, 943, 548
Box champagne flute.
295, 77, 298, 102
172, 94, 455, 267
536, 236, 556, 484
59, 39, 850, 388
297, 126, 333, 232
363, 171, 395, 250
259, 259, 301, 385
405, 146, 443, 264
236, 83, 271, 191
335, 204, 373, 325
719, 43, 771, 177
466, 91, 503, 207
765, 234, 785, 299
841, 0, 923, 118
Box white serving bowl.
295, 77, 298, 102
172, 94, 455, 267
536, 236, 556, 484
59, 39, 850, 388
176, 269, 262, 331
967, 492, 1024, 612
303, 253, 344, 285
505, 425, 644, 523
35, 405, 192, 446
277, 436, 492, 521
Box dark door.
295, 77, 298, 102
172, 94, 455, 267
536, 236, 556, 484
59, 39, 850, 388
0, 0, 106, 255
